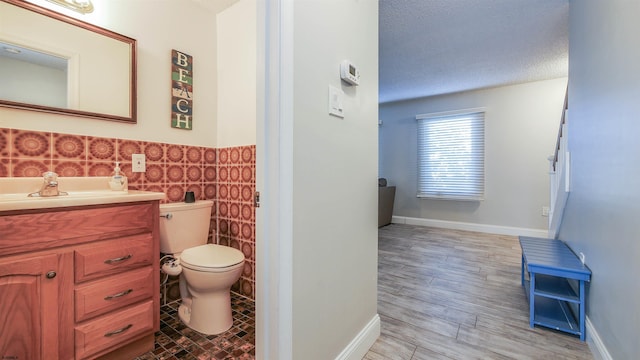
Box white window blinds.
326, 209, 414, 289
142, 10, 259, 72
416, 110, 485, 200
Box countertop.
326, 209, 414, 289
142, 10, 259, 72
0, 177, 165, 212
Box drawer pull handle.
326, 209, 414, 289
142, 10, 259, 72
104, 324, 133, 337
104, 254, 132, 264
46, 271, 57, 279
104, 289, 133, 300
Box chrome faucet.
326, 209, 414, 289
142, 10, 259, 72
28, 171, 69, 197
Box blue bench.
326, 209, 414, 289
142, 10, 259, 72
519, 236, 591, 341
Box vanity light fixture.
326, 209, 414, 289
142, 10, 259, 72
45, 0, 94, 14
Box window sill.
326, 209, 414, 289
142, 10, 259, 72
417, 194, 484, 201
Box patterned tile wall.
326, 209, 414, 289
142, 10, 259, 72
217, 146, 256, 300
0, 128, 256, 301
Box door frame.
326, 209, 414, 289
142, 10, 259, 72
255, 0, 294, 359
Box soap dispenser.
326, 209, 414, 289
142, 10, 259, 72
109, 161, 128, 191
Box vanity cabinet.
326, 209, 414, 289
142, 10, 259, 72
0, 253, 68, 360
0, 200, 160, 360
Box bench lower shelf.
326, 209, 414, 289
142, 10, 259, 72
524, 279, 581, 336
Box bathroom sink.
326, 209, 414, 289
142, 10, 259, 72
0, 177, 165, 211
56, 190, 126, 198
0, 193, 31, 201
0, 190, 119, 201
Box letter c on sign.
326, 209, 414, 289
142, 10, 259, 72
177, 99, 189, 113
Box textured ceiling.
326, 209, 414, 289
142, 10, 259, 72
379, 0, 569, 103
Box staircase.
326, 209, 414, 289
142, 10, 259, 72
548, 91, 570, 239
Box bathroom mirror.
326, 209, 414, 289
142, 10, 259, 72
0, 0, 137, 123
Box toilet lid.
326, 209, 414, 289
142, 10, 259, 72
180, 244, 244, 268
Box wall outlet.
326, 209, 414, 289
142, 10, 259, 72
542, 206, 550, 217
132, 153, 146, 172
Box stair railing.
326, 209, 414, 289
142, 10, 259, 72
548, 90, 570, 238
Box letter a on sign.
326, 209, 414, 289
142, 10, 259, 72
171, 50, 193, 130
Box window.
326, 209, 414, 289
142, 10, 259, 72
416, 109, 485, 200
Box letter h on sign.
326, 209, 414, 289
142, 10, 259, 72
171, 50, 193, 130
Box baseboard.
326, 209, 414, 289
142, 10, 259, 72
334, 314, 380, 360
586, 316, 612, 360
391, 216, 548, 237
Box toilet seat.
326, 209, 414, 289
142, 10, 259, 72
180, 244, 244, 272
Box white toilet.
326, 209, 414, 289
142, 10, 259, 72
159, 200, 245, 335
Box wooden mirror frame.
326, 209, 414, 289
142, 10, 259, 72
0, 0, 137, 123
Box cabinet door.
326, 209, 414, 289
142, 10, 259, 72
0, 254, 60, 360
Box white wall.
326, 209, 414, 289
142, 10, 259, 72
379, 78, 567, 232
217, 0, 257, 148
0, 57, 66, 108
0, 0, 231, 148
291, 1, 379, 359
560, 1, 640, 358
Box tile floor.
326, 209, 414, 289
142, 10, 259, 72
135, 293, 255, 360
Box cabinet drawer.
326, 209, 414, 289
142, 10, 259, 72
75, 300, 154, 360
0, 203, 154, 256
75, 266, 154, 322
75, 234, 153, 283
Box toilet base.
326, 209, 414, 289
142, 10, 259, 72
177, 294, 233, 335
177, 303, 192, 328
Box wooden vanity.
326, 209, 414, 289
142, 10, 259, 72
0, 194, 163, 360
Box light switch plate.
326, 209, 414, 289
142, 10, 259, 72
132, 153, 146, 172
328, 85, 344, 118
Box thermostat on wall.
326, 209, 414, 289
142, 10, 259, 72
340, 60, 360, 86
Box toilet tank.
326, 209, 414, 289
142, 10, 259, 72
159, 200, 213, 255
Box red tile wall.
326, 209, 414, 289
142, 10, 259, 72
0, 128, 256, 301
217, 145, 256, 299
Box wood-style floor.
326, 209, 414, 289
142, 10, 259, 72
363, 224, 593, 360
